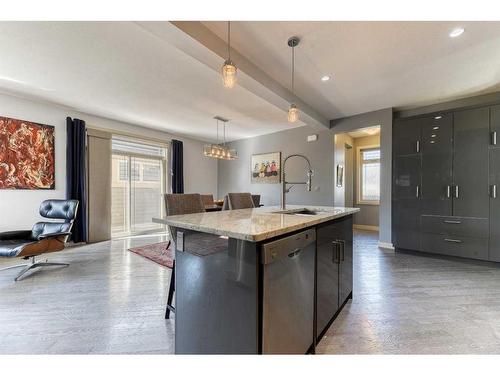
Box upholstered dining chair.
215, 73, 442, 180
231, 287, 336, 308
221, 195, 229, 210
164, 193, 205, 319
0, 199, 79, 281
200, 194, 215, 206
251, 194, 261, 208
227, 193, 255, 210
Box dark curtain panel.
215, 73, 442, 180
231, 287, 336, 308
66, 117, 87, 243
171, 139, 184, 194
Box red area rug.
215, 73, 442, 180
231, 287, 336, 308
128, 241, 173, 268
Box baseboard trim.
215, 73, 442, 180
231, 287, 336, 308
353, 224, 379, 232
378, 241, 395, 250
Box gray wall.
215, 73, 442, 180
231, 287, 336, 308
331, 108, 393, 245
352, 134, 380, 228
217, 107, 393, 246
218, 126, 334, 207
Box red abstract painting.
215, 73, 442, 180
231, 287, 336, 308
0, 116, 55, 189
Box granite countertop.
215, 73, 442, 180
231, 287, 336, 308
157, 205, 360, 242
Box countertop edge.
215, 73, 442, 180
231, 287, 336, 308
161, 208, 360, 242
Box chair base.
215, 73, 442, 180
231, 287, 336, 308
0, 256, 69, 281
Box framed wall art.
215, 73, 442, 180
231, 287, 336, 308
251, 152, 281, 184
0, 116, 55, 189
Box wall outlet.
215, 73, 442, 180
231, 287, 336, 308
307, 134, 318, 142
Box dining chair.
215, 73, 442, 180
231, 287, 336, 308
227, 193, 255, 210
200, 194, 215, 206
251, 194, 261, 207
164, 193, 205, 319
221, 195, 229, 210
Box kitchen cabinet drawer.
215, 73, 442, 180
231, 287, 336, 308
421, 215, 489, 238
421, 233, 488, 261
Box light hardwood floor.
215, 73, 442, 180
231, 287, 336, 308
0, 233, 174, 354
1, 230, 500, 354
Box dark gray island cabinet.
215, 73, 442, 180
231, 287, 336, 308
162, 206, 358, 354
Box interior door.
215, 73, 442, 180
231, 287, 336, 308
421, 114, 453, 216
453, 107, 490, 218
489, 148, 500, 262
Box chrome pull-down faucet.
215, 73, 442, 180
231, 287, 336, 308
281, 154, 313, 210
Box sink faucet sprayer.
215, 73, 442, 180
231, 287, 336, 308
281, 154, 314, 210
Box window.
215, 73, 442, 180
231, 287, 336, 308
358, 147, 380, 204
111, 138, 168, 237
143, 163, 160, 181
119, 160, 128, 181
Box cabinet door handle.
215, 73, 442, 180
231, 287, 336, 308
332, 241, 340, 264
339, 239, 345, 261
491, 184, 497, 199
416, 185, 420, 198
446, 185, 451, 199
455, 185, 459, 199
416, 140, 420, 153
444, 238, 462, 243
492, 131, 497, 146
444, 220, 461, 224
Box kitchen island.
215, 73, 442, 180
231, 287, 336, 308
159, 205, 359, 354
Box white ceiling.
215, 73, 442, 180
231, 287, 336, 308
347, 126, 380, 139
203, 21, 500, 119
1, 22, 500, 143
0, 22, 302, 142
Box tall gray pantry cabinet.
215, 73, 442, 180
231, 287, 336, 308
393, 104, 499, 262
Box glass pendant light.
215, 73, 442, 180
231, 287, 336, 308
287, 36, 300, 123
222, 21, 237, 88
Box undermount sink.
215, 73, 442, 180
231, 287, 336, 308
272, 208, 322, 216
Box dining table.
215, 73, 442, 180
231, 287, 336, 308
204, 204, 223, 212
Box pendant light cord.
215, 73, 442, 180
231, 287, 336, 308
291, 44, 295, 94
216, 119, 219, 145
228, 21, 231, 61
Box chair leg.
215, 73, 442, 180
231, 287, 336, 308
14, 263, 37, 282
0, 264, 29, 272
14, 257, 69, 281
165, 260, 175, 319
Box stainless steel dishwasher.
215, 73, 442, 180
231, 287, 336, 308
261, 228, 316, 354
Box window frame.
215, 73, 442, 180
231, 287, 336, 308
356, 144, 381, 205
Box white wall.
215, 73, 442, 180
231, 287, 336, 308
0, 93, 217, 232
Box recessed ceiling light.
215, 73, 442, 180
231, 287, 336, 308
321, 75, 331, 82
434, 116, 442, 120
449, 28, 465, 38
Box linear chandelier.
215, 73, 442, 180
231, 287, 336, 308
203, 116, 238, 160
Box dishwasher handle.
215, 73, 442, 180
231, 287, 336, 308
262, 228, 316, 264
